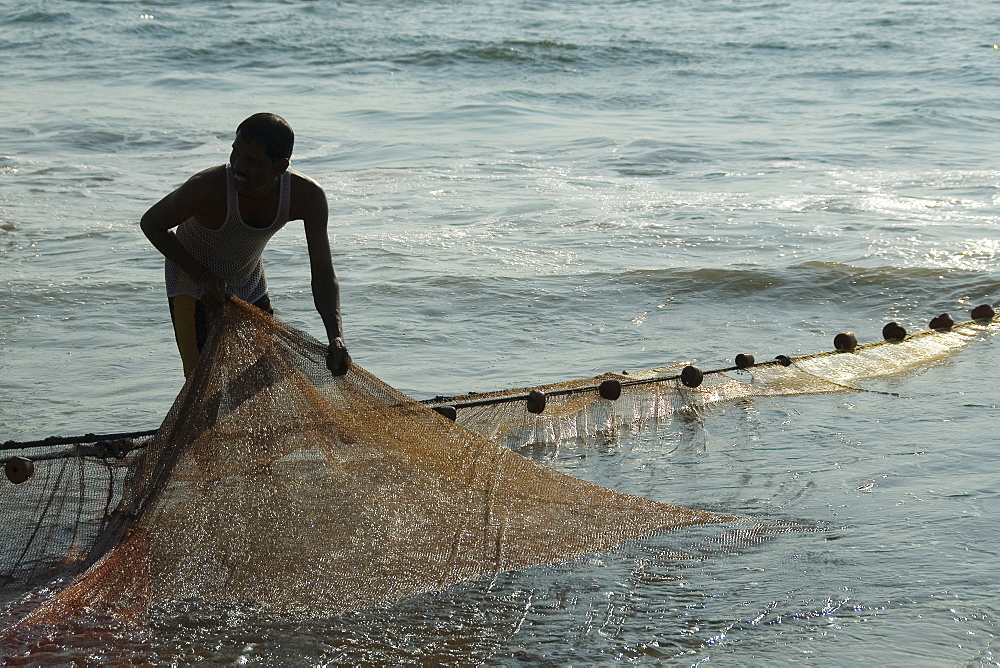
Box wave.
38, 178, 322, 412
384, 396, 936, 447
351, 261, 996, 306
4, 9, 73, 24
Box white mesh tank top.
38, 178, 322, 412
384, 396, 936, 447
165, 165, 291, 303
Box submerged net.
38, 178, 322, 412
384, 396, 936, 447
1, 299, 995, 645
0, 298, 729, 640
431, 316, 997, 450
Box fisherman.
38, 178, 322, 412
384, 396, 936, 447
141, 113, 350, 377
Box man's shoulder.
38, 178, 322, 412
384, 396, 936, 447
288, 169, 324, 195
180, 165, 227, 196
287, 169, 328, 223
288, 169, 327, 207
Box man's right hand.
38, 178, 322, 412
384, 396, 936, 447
198, 271, 228, 307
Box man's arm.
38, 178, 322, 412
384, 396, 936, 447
140, 168, 227, 305
298, 176, 350, 376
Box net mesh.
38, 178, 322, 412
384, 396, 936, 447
0, 298, 732, 641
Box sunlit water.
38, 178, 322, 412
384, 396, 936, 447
2, 0, 999, 664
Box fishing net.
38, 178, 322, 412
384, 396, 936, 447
430, 315, 997, 451
0, 298, 729, 641
1, 299, 995, 647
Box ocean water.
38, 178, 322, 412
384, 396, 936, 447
2, 0, 999, 664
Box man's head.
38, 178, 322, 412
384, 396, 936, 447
235, 113, 294, 162
230, 113, 294, 194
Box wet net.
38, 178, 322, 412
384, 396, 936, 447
429, 313, 997, 451
0, 298, 728, 640
1, 299, 995, 646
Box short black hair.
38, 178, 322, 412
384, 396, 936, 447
236, 113, 294, 162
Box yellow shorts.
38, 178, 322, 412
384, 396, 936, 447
168, 294, 274, 376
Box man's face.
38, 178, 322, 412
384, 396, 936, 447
229, 133, 285, 195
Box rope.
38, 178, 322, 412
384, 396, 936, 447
2, 430, 157, 454
3, 313, 992, 457
421, 340, 884, 409
0, 358, 763, 453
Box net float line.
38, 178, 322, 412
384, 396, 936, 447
1, 431, 156, 454
3, 305, 996, 459
2, 435, 156, 483
424, 306, 997, 415
441, 307, 996, 450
